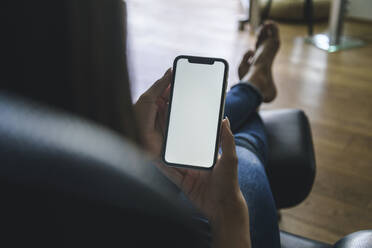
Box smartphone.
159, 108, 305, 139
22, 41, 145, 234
162, 55, 229, 169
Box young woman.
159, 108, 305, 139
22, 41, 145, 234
4, 0, 280, 245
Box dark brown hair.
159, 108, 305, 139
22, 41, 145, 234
3, 0, 140, 145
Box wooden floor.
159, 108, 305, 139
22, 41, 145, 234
127, 0, 372, 244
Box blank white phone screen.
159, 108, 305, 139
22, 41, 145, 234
164, 58, 226, 168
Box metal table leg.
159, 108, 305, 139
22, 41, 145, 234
306, 0, 365, 52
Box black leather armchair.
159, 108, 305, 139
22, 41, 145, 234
2, 0, 371, 247
261, 109, 315, 209
1, 93, 371, 248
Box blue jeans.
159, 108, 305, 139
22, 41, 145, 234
185, 83, 280, 248
225, 83, 280, 248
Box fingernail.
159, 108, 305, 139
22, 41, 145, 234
225, 117, 231, 128
163, 68, 171, 77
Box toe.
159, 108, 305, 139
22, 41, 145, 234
242, 50, 255, 63
255, 25, 268, 50
255, 21, 279, 49
238, 50, 255, 80
265, 21, 280, 40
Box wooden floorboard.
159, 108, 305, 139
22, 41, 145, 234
127, 0, 372, 244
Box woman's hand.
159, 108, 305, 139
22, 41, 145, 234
156, 118, 243, 219
133, 69, 172, 158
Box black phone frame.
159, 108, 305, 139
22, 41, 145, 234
161, 55, 229, 170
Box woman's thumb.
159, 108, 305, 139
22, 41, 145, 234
220, 118, 237, 162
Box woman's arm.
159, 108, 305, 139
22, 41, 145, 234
210, 193, 251, 248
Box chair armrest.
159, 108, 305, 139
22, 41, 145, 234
333, 230, 372, 248
280, 230, 372, 248
280, 231, 332, 248
260, 109, 316, 209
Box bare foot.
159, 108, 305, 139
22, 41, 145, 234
242, 21, 280, 103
